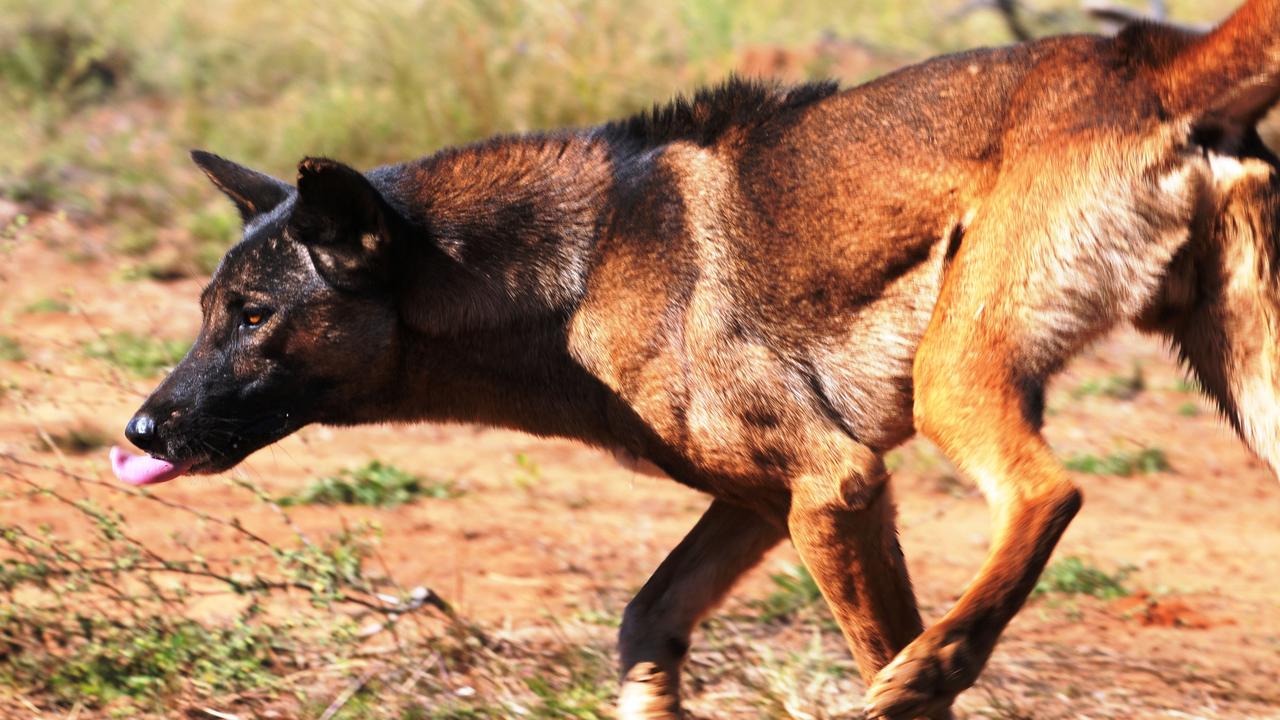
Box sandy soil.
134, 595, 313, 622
1, 204, 1278, 719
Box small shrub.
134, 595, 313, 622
138, 259, 192, 282
2, 165, 66, 212
83, 332, 188, 376
120, 250, 202, 282
1033, 557, 1131, 600
281, 461, 462, 508
1177, 402, 1200, 418
0, 464, 431, 714
1063, 448, 1170, 477
3, 612, 287, 709
0, 336, 25, 362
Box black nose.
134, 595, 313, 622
125, 414, 160, 453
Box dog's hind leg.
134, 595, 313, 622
618, 499, 785, 720
788, 451, 953, 720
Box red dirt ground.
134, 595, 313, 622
1, 199, 1278, 718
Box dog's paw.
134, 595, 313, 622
618, 662, 682, 720
863, 633, 975, 720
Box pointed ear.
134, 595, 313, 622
288, 157, 392, 291
190, 150, 292, 222
1158, 0, 1280, 130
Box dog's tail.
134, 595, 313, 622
1158, 0, 1280, 126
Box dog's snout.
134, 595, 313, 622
125, 413, 161, 454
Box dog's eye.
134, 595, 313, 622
241, 308, 270, 329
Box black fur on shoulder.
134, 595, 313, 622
602, 76, 841, 149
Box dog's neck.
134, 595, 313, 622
361, 132, 630, 442
379, 133, 615, 334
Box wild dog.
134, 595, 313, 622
112, 1, 1280, 717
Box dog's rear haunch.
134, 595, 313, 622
117, 2, 1280, 717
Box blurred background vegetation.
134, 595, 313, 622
0, 0, 1238, 278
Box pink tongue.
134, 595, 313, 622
109, 446, 192, 486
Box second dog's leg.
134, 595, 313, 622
618, 499, 786, 720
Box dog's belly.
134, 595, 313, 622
608, 445, 670, 477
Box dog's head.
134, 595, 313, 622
111, 152, 404, 485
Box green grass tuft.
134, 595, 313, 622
512, 452, 542, 490
281, 461, 462, 508
0, 336, 25, 362
1063, 447, 1170, 477
1033, 557, 1132, 600
23, 296, 71, 314
750, 564, 825, 622
1070, 364, 1145, 401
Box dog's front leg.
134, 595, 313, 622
789, 460, 953, 720
618, 499, 785, 719
864, 220, 1086, 719
864, 375, 1080, 719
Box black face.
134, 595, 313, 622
121, 152, 401, 477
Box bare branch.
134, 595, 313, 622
995, 0, 1034, 42
950, 0, 1034, 42
1083, 1, 1210, 34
